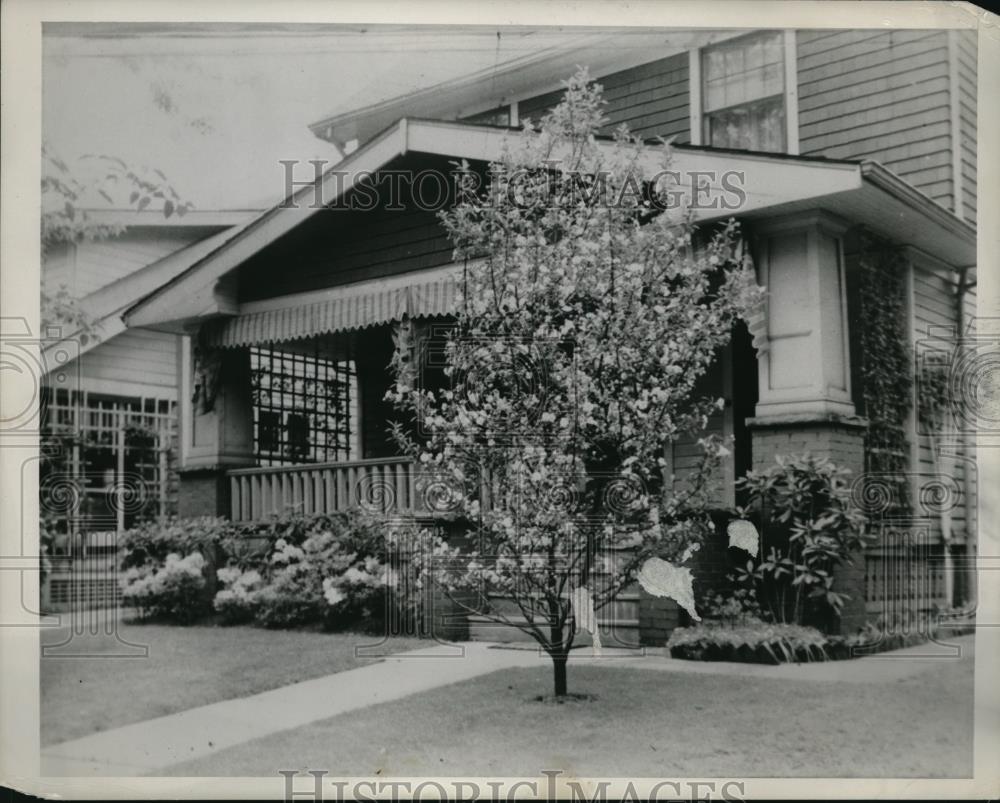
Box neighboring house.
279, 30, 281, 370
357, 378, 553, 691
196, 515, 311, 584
122, 28, 978, 641
40, 209, 259, 607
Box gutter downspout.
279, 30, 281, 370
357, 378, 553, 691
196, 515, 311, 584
955, 265, 975, 607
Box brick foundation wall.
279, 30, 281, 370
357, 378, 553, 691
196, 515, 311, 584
749, 420, 866, 475
749, 415, 870, 635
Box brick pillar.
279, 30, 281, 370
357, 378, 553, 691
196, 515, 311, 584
177, 469, 233, 518
176, 334, 255, 519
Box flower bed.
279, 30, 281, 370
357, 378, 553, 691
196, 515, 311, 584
668, 622, 830, 664
668, 612, 975, 665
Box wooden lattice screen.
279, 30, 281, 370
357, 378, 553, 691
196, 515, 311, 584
249, 342, 358, 466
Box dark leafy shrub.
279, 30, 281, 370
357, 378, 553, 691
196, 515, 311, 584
699, 586, 761, 627
732, 454, 869, 628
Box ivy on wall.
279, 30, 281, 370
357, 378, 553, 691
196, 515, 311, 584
855, 232, 913, 516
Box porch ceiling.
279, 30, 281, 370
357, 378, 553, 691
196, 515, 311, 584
124, 118, 976, 335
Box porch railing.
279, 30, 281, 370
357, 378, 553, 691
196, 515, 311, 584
228, 457, 420, 522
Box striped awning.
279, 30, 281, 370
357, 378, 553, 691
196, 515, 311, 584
205, 272, 460, 348
203, 243, 768, 350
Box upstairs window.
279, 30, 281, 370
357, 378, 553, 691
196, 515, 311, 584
702, 31, 786, 153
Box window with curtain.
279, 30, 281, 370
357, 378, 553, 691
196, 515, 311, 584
702, 31, 786, 153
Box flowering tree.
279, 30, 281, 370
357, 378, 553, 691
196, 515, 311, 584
389, 69, 763, 697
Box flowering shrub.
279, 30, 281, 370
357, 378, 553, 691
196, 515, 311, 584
210, 512, 409, 631
120, 552, 209, 623
120, 516, 232, 570
116, 510, 409, 628
213, 567, 264, 624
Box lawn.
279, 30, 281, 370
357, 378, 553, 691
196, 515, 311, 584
162, 642, 975, 778
41, 618, 426, 746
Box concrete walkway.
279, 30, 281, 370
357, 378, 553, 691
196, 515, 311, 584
41, 635, 973, 776
41, 642, 543, 776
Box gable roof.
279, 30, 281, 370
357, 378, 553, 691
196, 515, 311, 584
124, 117, 976, 334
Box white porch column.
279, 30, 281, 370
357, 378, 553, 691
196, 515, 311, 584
753, 211, 855, 419
748, 211, 871, 634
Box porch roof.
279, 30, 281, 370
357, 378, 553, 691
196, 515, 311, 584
124, 118, 977, 340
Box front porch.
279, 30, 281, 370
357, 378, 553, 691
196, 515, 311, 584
122, 120, 978, 634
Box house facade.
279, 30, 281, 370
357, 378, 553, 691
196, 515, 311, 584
123, 28, 978, 642
40, 209, 258, 608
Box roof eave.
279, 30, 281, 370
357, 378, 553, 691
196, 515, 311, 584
859, 161, 977, 265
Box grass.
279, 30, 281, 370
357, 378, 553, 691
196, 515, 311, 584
162, 642, 974, 778
41, 617, 426, 746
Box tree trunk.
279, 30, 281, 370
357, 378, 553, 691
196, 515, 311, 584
547, 595, 569, 697
552, 654, 568, 697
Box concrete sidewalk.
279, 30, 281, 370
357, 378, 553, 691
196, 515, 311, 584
41, 635, 973, 776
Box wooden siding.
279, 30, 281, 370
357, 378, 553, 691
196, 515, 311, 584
517, 52, 690, 142
797, 29, 955, 211
956, 30, 977, 224
71, 230, 205, 297
76, 328, 180, 394
480, 32, 975, 217
238, 203, 454, 303
601, 53, 690, 141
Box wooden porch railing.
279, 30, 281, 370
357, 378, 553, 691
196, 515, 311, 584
228, 457, 421, 522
